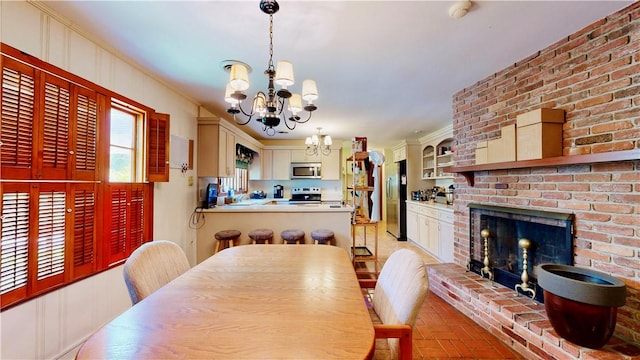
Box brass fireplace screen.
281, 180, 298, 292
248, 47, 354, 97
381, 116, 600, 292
468, 204, 574, 303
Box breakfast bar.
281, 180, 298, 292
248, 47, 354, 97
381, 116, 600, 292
195, 200, 353, 263
76, 245, 375, 359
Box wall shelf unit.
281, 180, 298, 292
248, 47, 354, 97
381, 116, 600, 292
448, 149, 640, 186
420, 125, 454, 180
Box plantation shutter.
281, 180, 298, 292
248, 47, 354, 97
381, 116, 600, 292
71, 183, 97, 279
147, 112, 170, 182
33, 183, 67, 293
106, 184, 128, 265
0, 183, 30, 306
1, 57, 36, 179
129, 184, 145, 251
40, 73, 70, 179
72, 88, 99, 180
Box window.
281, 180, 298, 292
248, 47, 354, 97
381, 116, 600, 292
219, 144, 253, 194
1, 42, 169, 310
109, 104, 143, 182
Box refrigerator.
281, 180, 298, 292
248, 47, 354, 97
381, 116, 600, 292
386, 160, 407, 240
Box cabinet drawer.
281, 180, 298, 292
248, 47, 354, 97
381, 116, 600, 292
406, 203, 421, 213
438, 211, 454, 224
417, 206, 437, 218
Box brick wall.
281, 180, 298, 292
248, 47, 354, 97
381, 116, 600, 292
450, 2, 640, 344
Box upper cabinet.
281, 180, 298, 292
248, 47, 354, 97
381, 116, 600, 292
290, 149, 320, 163
420, 125, 454, 180
198, 121, 235, 177
320, 149, 341, 180
262, 149, 292, 180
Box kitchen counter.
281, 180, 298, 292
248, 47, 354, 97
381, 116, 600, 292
406, 199, 454, 212
195, 199, 353, 263
201, 198, 353, 213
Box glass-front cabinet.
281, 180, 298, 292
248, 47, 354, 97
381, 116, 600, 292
420, 125, 454, 180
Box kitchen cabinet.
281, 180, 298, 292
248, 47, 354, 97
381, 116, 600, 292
197, 121, 235, 178
218, 126, 236, 177
321, 149, 341, 180
291, 149, 320, 163
261, 149, 291, 180
438, 212, 455, 263
420, 125, 454, 179
392, 146, 407, 162
272, 149, 292, 180
405, 200, 454, 263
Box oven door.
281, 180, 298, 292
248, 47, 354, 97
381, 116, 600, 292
291, 162, 321, 179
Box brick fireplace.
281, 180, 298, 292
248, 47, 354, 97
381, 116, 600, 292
439, 2, 640, 358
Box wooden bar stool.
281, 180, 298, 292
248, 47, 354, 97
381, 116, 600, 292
311, 229, 334, 245
214, 230, 241, 253
249, 229, 273, 244
281, 229, 305, 244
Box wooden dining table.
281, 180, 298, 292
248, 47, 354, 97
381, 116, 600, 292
76, 245, 375, 359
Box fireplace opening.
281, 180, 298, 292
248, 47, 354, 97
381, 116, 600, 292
468, 204, 574, 303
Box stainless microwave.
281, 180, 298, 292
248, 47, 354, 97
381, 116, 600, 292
291, 162, 322, 179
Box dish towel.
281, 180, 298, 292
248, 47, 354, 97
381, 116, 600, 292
368, 151, 385, 222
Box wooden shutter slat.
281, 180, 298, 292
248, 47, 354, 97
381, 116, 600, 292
129, 185, 145, 251
1, 59, 35, 175
147, 112, 169, 182
74, 91, 97, 174
71, 184, 96, 278
108, 186, 128, 263
1, 190, 30, 295
36, 190, 66, 282
42, 79, 69, 169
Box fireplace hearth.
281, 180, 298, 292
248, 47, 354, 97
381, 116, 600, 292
468, 204, 574, 303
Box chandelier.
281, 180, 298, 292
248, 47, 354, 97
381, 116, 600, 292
223, 0, 318, 136
305, 127, 332, 156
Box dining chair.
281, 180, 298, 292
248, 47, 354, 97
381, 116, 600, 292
123, 240, 191, 305
360, 248, 429, 360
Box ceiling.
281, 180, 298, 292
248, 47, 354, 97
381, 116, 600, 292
40, 1, 632, 149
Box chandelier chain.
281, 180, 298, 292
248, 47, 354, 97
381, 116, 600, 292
268, 15, 274, 71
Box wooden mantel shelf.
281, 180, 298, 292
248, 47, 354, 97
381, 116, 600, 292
446, 149, 640, 186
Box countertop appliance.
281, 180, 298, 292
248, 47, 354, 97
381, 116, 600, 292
291, 162, 322, 179
289, 187, 322, 203
274, 185, 284, 199
386, 160, 406, 240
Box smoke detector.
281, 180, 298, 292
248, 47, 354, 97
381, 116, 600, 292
449, 0, 472, 19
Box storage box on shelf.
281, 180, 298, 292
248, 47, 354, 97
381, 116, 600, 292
487, 123, 516, 164
516, 108, 564, 161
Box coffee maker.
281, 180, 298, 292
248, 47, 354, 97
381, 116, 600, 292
274, 185, 284, 199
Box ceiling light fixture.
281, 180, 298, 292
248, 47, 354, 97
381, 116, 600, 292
449, 0, 472, 19
223, 0, 319, 136
305, 127, 332, 156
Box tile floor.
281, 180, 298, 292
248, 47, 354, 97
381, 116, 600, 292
371, 225, 524, 359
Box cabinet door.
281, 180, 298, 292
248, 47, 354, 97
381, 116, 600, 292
393, 147, 407, 162
421, 216, 439, 257
218, 127, 235, 177
291, 149, 320, 162
197, 124, 220, 177
438, 220, 454, 263
272, 149, 291, 180
406, 209, 419, 243
261, 149, 273, 179
321, 149, 340, 180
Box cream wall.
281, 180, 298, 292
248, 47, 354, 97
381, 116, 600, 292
1, 1, 200, 358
